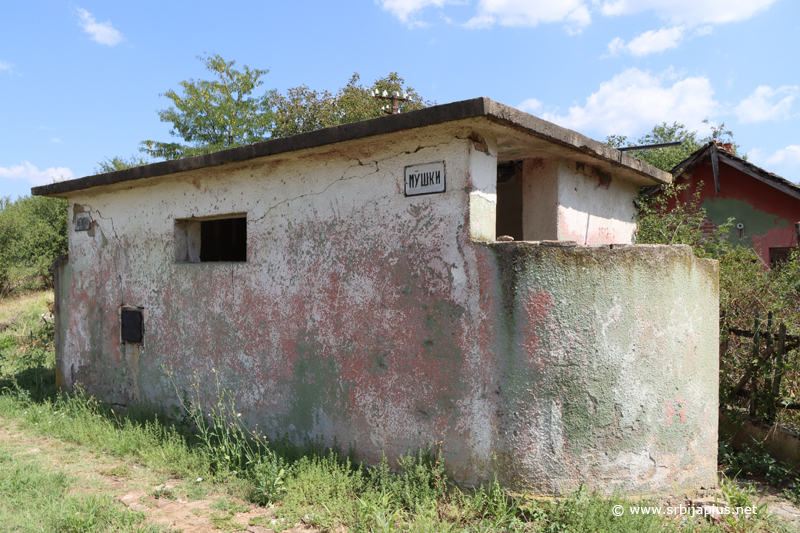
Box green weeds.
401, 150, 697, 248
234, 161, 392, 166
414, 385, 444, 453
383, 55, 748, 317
719, 441, 793, 484
0, 291, 56, 393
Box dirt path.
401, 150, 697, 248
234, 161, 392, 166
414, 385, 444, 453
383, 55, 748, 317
0, 421, 319, 533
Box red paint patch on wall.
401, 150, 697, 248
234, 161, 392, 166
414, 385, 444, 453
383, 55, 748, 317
664, 400, 675, 425
665, 398, 687, 424
752, 226, 798, 266
521, 289, 554, 372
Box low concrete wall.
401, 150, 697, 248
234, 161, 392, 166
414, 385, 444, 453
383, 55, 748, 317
721, 410, 800, 469
477, 242, 719, 494
52, 255, 70, 390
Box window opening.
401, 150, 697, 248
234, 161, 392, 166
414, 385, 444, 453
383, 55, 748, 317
496, 161, 523, 241
769, 247, 794, 268
174, 215, 247, 263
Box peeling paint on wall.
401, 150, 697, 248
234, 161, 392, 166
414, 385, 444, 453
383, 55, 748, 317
53, 123, 718, 495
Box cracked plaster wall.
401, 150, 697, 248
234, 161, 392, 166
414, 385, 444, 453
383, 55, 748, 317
56, 122, 718, 494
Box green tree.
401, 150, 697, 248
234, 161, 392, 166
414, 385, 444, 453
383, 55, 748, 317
94, 155, 150, 174
607, 120, 740, 172
140, 54, 275, 160
0, 195, 68, 296
270, 72, 431, 139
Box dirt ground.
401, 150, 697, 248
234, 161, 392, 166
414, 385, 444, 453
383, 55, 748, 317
0, 422, 319, 533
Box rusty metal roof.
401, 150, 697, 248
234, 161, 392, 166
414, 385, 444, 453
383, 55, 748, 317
33, 97, 671, 197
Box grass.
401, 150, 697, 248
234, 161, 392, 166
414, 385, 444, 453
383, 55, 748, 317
0, 290, 798, 532
0, 448, 161, 532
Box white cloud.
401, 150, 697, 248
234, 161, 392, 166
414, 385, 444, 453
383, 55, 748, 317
693, 25, 713, 37
541, 67, 718, 136
75, 8, 123, 46
606, 25, 685, 57
377, 0, 458, 24
599, 0, 777, 25
766, 146, 800, 168
734, 85, 799, 124
0, 60, 15, 74
0, 162, 74, 186
465, 0, 591, 33
379, 0, 775, 36
51, 138, 62, 143
748, 145, 800, 181
517, 98, 543, 114
378, 0, 591, 32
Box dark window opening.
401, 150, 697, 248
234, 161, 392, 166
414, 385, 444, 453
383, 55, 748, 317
200, 218, 247, 262
121, 308, 144, 344
174, 215, 247, 263
769, 247, 794, 268
496, 161, 523, 241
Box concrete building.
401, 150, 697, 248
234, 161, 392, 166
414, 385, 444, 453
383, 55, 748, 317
34, 98, 719, 495
670, 141, 800, 267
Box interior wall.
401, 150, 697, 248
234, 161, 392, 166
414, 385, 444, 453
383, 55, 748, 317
496, 178, 523, 240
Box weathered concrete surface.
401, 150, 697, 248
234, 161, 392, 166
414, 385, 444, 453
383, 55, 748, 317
522, 158, 638, 244
480, 243, 719, 493
52, 254, 70, 390
45, 117, 715, 495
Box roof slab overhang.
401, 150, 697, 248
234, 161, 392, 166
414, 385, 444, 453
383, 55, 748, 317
33, 97, 671, 198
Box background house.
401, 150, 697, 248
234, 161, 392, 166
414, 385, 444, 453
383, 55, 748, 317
669, 141, 800, 266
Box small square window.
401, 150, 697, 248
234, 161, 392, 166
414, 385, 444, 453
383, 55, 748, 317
769, 247, 794, 268
121, 308, 144, 344
175, 215, 247, 263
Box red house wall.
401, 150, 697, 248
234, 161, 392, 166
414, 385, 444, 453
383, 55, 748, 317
669, 161, 800, 266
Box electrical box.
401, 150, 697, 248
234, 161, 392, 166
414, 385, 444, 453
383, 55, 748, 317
120, 308, 144, 344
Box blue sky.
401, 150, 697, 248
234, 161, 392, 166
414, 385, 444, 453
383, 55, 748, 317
1, 0, 798, 200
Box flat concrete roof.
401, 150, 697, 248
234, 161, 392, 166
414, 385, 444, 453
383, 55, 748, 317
32, 97, 671, 197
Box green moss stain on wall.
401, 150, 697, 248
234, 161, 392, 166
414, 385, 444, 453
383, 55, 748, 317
287, 325, 348, 436
702, 196, 790, 241
421, 299, 465, 361
486, 243, 718, 491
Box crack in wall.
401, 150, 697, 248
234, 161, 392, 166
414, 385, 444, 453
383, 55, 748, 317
79, 204, 127, 304
250, 139, 459, 224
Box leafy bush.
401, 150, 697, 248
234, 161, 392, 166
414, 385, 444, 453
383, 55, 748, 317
634, 180, 731, 256
0, 292, 56, 392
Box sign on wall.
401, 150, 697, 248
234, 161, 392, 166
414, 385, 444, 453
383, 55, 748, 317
405, 162, 446, 197
75, 212, 92, 231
